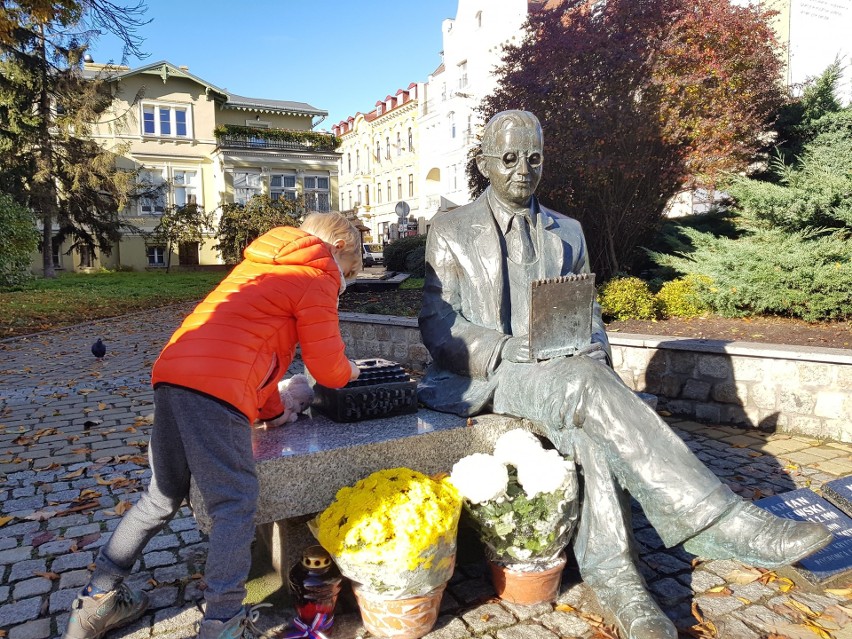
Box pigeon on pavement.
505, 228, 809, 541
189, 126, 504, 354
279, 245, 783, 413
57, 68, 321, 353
91, 338, 106, 358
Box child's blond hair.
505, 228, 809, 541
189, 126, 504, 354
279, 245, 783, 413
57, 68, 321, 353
300, 211, 362, 277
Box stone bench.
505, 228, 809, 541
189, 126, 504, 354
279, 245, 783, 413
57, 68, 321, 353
188, 408, 526, 582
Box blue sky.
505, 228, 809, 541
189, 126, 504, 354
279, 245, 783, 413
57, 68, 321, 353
89, 0, 460, 130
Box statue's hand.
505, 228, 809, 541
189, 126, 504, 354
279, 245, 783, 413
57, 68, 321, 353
502, 336, 534, 363
576, 342, 608, 363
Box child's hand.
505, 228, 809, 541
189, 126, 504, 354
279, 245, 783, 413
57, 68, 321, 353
349, 360, 361, 381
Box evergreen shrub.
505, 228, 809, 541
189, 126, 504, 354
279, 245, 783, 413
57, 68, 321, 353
384, 235, 428, 275
598, 276, 657, 321
0, 194, 38, 287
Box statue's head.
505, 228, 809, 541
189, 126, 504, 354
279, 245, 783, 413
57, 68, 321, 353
476, 110, 543, 208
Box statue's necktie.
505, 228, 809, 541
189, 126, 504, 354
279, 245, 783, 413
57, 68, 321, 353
509, 214, 536, 263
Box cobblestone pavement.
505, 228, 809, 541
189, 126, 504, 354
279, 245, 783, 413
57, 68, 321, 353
1, 306, 851, 639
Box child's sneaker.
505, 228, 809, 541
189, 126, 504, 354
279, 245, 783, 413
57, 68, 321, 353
62, 584, 149, 639
197, 604, 271, 639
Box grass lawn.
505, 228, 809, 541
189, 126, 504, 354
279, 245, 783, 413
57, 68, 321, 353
0, 270, 227, 339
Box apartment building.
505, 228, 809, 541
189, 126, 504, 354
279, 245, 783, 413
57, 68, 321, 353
333, 84, 420, 244
46, 59, 339, 272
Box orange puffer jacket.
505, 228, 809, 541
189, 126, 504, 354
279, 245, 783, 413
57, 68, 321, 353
151, 226, 352, 423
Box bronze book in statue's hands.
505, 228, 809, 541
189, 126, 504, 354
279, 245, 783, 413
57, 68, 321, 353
528, 274, 596, 360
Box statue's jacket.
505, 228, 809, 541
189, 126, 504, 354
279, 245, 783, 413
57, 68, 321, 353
418, 190, 610, 416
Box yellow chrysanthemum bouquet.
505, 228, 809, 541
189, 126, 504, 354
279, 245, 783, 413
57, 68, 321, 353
312, 467, 462, 598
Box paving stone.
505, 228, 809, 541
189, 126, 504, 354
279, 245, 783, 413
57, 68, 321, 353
540, 610, 592, 637
7, 617, 52, 639
450, 577, 496, 605
461, 603, 516, 634
495, 624, 559, 639
648, 577, 692, 606
142, 550, 177, 569
422, 616, 472, 639
0, 597, 43, 626
153, 563, 190, 584
51, 551, 94, 573
715, 617, 761, 639
13, 577, 53, 598
688, 569, 726, 593
500, 600, 550, 621
59, 568, 90, 590
65, 523, 102, 538
693, 594, 745, 617
152, 605, 204, 633
0, 585, 8, 603
0, 537, 18, 551
147, 585, 179, 610
8, 559, 47, 582
49, 587, 82, 614
732, 604, 798, 635
144, 533, 179, 551
0, 546, 33, 564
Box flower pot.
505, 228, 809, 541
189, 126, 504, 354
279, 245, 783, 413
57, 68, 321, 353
488, 552, 567, 605
351, 582, 446, 639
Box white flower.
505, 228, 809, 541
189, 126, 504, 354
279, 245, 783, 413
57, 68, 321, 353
492, 429, 544, 466
450, 453, 508, 504
516, 449, 572, 499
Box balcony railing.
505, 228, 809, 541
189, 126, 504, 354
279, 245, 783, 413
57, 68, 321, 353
214, 125, 340, 153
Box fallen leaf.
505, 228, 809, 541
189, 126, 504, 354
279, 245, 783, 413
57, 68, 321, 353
826, 588, 852, 598
555, 603, 576, 613
34, 571, 60, 581
725, 567, 763, 584
0, 516, 13, 527
114, 500, 133, 516
24, 509, 58, 522
98, 402, 107, 410
62, 468, 86, 479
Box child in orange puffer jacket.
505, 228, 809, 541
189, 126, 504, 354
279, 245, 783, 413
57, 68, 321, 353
63, 212, 362, 639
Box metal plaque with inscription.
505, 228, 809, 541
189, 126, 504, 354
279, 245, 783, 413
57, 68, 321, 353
756, 488, 852, 584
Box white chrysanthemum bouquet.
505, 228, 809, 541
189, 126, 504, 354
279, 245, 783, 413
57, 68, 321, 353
449, 429, 579, 569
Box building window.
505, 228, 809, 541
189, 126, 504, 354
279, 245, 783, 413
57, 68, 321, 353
441, 83, 446, 101
377, 184, 382, 204
386, 180, 391, 202
365, 184, 370, 206
139, 168, 166, 215
173, 170, 199, 207
376, 140, 381, 164
178, 242, 199, 266
356, 149, 360, 171
270, 173, 297, 202
357, 185, 362, 207
408, 127, 413, 152
396, 131, 401, 156
147, 245, 166, 267
397, 177, 402, 199
141, 102, 191, 138
476, 10, 482, 27
408, 173, 414, 197
347, 153, 351, 173
304, 175, 330, 212
385, 136, 390, 160
458, 61, 468, 89
452, 164, 458, 191
233, 171, 262, 205
51, 238, 62, 269
449, 112, 456, 139
78, 245, 94, 268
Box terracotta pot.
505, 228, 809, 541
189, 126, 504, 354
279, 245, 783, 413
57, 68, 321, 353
488, 553, 566, 605
351, 582, 446, 639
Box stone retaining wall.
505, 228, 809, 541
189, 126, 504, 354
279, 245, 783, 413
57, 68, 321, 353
338, 312, 852, 443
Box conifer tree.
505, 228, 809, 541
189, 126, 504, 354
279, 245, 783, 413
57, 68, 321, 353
0, 1, 148, 277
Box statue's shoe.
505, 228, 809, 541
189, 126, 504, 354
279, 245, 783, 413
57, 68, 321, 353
683, 501, 833, 569
592, 575, 677, 639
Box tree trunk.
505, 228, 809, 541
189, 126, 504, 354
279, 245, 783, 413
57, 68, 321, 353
36, 24, 57, 278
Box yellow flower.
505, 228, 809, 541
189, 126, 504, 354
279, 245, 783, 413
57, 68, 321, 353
315, 468, 461, 573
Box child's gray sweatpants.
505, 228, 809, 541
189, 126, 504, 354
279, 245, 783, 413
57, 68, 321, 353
91, 384, 258, 620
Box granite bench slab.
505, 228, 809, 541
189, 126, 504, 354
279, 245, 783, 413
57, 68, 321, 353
189, 408, 526, 535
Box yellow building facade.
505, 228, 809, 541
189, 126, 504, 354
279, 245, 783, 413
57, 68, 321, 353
333, 85, 420, 244
40, 60, 340, 272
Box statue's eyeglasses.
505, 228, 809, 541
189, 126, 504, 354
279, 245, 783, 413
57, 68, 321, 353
481, 151, 543, 168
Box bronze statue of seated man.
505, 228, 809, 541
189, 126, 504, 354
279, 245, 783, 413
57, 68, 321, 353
417, 109, 832, 639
